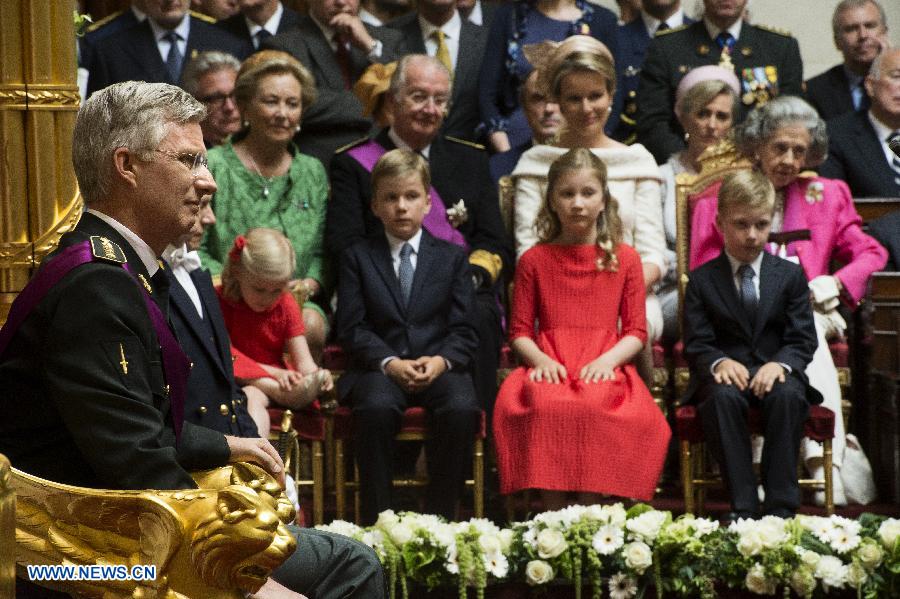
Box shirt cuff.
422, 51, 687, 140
710, 357, 726, 376
443, 357, 452, 371
380, 356, 397, 374
778, 362, 792, 374
367, 39, 383, 61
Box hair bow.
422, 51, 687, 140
229, 235, 246, 263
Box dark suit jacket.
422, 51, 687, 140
262, 16, 402, 166
386, 13, 487, 141
167, 267, 259, 437
86, 17, 246, 97
0, 213, 229, 489
637, 20, 803, 163
612, 14, 695, 142
327, 128, 513, 282
682, 252, 821, 405
804, 64, 859, 121
335, 231, 479, 399
820, 110, 900, 198
215, 4, 302, 59
869, 211, 900, 271
78, 9, 140, 71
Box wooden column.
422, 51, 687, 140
0, 0, 82, 324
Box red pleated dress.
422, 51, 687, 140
493, 243, 671, 499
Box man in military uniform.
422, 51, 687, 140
614, 0, 693, 143
636, 0, 803, 162
0, 81, 384, 599
328, 55, 512, 416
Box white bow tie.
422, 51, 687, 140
166, 247, 202, 272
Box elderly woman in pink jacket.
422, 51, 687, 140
688, 96, 887, 506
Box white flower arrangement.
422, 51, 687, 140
315, 507, 900, 599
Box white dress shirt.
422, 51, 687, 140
148, 13, 190, 64
703, 17, 743, 42
85, 209, 160, 276
868, 110, 899, 168
162, 243, 204, 317
420, 11, 462, 71
463, 0, 484, 26
388, 128, 432, 159
641, 7, 686, 37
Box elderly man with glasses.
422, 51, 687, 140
0, 81, 386, 599
182, 50, 243, 148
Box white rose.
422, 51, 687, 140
790, 568, 817, 597
745, 563, 776, 595
623, 541, 653, 574
737, 531, 764, 558
856, 540, 884, 570
815, 555, 848, 590
498, 529, 515, 552
625, 511, 667, 544
525, 560, 554, 586
796, 547, 821, 568
388, 522, 414, 545
878, 519, 900, 550
846, 562, 868, 587
375, 510, 399, 530
756, 518, 788, 549
536, 528, 567, 559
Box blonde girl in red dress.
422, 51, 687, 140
218, 228, 333, 436
493, 148, 671, 510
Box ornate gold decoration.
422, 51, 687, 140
469, 249, 503, 285
13, 462, 296, 598
0, 85, 80, 111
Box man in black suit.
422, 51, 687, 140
457, 0, 496, 29
261, 0, 402, 164
86, 0, 245, 98
386, 0, 487, 141
820, 47, 900, 197
683, 170, 820, 519
78, 0, 146, 73
216, 0, 302, 59
614, 0, 693, 143
0, 81, 385, 599
804, 0, 889, 121
336, 149, 480, 525
636, 0, 803, 163
328, 55, 512, 416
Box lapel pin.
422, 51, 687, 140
697, 44, 710, 56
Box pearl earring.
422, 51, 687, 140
295, 124, 302, 133
242, 120, 249, 128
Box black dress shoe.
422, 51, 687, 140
720, 510, 758, 525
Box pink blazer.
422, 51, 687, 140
689, 176, 887, 306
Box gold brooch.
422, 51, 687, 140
741, 46, 752, 57
446, 200, 468, 228
698, 44, 710, 56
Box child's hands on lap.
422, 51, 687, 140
529, 359, 567, 384
749, 362, 786, 398
579, 355, 618, 383
713, 359, 749, 390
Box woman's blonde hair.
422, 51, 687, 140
548, 50, 617, 101
234, 50, 317, 116
221, 228, 296, 302
535, 148, 622, 271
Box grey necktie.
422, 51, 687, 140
889, 132, 900, 187
255, 29, 272, 48
398, 242, 414, 305
738, 264, 757, 320
164, 31, 183, 83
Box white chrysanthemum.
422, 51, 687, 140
388, 521, 414, 545
431, 523, 456, 548
828, 525, 861, 554
737, 530, 764, 558
878, 519, 900, 550
536, 527, 567, 559
623, 541, 653, 573
815, 555, 848, 590
525, 560, 554, 585
360, 530, 385, 550
756, 516, 789, 548
592, 524, 625, 555
523, 526, 538, 549
375, 509, 399, 530
608, 572, 638, 599
692, 517, 719, 538
745, 563, 777, 595
625, 511, 667, 544
467, 518, 502, 537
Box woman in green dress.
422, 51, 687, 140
200, 50, 330, 358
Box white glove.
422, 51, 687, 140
809, 275, 840, 313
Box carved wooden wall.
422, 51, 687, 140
0, 0, 81, 324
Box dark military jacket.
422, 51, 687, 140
636, 20, 803, 163
0, 213, 229, 489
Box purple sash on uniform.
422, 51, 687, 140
348, 140, 469, 249
0, 241, 188, 441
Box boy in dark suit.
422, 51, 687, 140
683, 170, 821, 519
336, 149, 480, 525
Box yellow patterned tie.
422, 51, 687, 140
432, 30, 453, 76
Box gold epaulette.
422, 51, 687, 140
334, 137, 370, 154
469, 249, 503, 285
655, 23, 689, 37
754, 23, 793, 37
190, 10, 217, 24
90, 236, 127, 264
623, 132, 638, 145
84, 9, 123, 33
445, 136, 486, 151
619, 114, 636, 125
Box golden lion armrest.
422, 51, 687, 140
12, 461, 296, 599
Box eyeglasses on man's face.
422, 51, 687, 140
155, 149, 209, 175
197, 91, 237, 109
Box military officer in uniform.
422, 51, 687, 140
0, 81, 385, 599
327, 55, 512, 416
636, 0, 803, 163
613, 0, 694, 143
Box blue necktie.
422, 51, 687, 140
164, 31, 183, 84
398, 243, 414, 305
738, 264, 757, 321
715, 31, 735, 51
